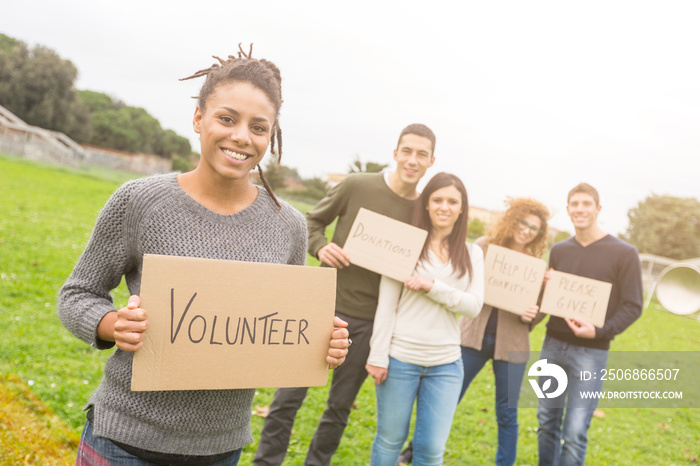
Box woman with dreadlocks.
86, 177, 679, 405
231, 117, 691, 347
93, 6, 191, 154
59, 45, 349, 465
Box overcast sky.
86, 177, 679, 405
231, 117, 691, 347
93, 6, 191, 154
3, 1, 699, 235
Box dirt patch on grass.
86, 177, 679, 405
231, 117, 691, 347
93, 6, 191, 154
0, 373, 78, 465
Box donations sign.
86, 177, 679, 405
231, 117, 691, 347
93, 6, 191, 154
342, 208, 428, 282
540, 270, 612, 327
131, 254, 336, 391
483, 245, 547, 315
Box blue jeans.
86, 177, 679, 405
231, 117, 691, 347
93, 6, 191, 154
536, 335, 608, 466
460, 335, 527, 466
77, 419, 242, 465
371, 357, 463, 466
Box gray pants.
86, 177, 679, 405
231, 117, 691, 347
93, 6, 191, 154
253, 313, 373, 466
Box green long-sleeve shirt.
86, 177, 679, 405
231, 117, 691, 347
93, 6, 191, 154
306, 173, 417, 321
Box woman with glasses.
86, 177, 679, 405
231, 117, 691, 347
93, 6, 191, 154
459, 198, 550, 466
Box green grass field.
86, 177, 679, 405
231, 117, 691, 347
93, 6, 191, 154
1, 154, 698, 465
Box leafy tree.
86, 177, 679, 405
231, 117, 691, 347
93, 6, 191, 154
156, 129, 192, 158
297, 176, 329, 201
124, 106, 162, 153
467, 218, 485, 240
0, 35, 192, 158
89, 108, 138, 151
621, 194, 700, 260
78, 89, 121, 113
348, 154, 388, 173
171, 155, 195, 173
262, 158, 286, 191
553, 230, 572, 244
77, 90, 191, 156
0, 38, 90, 140
0, 33, 19, 53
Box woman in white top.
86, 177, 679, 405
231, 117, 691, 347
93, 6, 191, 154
365, 172, 485, 466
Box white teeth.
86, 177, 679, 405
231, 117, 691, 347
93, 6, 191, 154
222, 149, 248, 160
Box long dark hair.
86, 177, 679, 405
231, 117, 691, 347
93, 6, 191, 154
412, 172, 472, 280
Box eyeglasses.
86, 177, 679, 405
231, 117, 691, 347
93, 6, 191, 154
518, 218, 542, 236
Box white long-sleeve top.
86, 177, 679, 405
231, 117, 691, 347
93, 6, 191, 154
368, 243, 485, 368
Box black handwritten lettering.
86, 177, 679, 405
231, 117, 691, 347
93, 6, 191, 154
268, 318, 282, 345
487, 275, 526, 294
298, 319, 309, 344
241, 317, 256, 344
168, 294, 312, 346
352, 222, 365, 238
258, 312, 279, 344
225, 317, 240, 344
188, 315, 206, 343
170, 289, 198, 343
523, 266, 539, 283
558, 276, 596, 297
351, 223, 414, 258
556, 296, 595, 317
493, 253, 519, 277
209, 315, 222, 345
283, 319, 296, 345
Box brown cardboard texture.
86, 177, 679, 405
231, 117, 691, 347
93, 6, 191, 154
540, 270, 612, 327
342, 208, 428, 282
131, 254, 337, 391
483, 245, 547, 315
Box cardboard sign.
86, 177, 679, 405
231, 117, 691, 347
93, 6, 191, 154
540, 270, 612, 327
131, 254, 336, 391
342, 208, 428, 282
483, 245, 547, 315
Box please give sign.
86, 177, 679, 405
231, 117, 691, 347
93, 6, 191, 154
540, 270, 612, 327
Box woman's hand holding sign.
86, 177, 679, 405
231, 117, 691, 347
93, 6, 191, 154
404, 275, 434, 293
520, 304, 539, 323
327, 316, 350, 369
97, 295, 149, 352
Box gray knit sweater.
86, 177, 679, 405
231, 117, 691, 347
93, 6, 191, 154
58, 173, 307, 455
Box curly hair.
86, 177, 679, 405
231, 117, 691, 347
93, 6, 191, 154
180, 43, 283, 208
485, 197, 550, 258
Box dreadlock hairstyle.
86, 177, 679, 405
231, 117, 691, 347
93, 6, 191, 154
485, 198, 550, 258
180, 43, 284, 208
412, 172, 472, 280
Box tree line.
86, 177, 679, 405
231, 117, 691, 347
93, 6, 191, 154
0, 33, 192, 162
2, 35, 696, 260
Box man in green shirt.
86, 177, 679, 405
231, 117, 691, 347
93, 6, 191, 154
254, 124, 436, 466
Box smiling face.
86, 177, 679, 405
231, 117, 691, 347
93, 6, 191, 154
567, 192, 601, 231
427, 185, 463, 234
193, 81, 276, 185
512, 213, 543, 250
393, 133, 434, 188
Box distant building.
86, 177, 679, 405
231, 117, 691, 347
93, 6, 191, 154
326, 173, 347, 188
468, 205, 497, 228
0, 103, 170, 175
